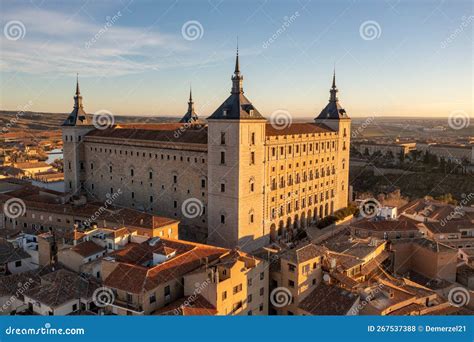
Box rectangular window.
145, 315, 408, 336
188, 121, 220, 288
251, 132, 255, 145
149, 294, 156, 304
221, 132, 226, 145
221, 183, 225, 193
222, 291, 227, 300
250, 152, 255, 165
201, 179, 206, 188
233, 284, 242, 294
220, 152, 225, 165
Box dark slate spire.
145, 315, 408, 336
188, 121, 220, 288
208, 46, 266, 121
62, 74, 90, 126
234, 39, 240, 74
315, 71, 348, 120
179, 86, 201, 123
330, 69, 338, 102
231, 44, 243, 95
75, 73, 80, 96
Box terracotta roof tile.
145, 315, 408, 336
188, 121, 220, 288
70, 241, 105, 258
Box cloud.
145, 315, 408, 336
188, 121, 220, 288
0, 7, 189, 77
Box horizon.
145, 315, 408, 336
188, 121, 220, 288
0, 0, 473, 119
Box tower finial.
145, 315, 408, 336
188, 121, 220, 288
76, 73, 80, 96
332, 66, 336, 89
189, 84, 193, 102
234, 37, 240, 74
329, 70, 338, 102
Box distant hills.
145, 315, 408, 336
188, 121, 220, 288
0, 110, 178, 131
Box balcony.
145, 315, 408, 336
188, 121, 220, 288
111, 298, 144, 315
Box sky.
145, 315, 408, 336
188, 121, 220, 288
0, 0, 472, 119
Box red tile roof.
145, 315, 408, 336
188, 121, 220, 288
298, 282, 359, 315
86, 124, 208, 146
351, 218, 420, 232
70, 241, 105, 258
104, 238, 228, 294
153, 294, 217, 316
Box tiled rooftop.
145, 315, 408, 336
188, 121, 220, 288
298, 282, 358, 315
104, 238, 228, 294
24, 269, 99, 308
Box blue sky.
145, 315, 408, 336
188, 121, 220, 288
0, 0, 472, 118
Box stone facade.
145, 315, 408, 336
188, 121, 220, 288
63, 56, 351, 251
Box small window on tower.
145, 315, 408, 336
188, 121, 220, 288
220, 152, 225, 165
251, 132, 255, 145
221, 132, 226, 145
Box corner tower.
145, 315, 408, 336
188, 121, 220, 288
62, 75, 94, 194
207, 49, 268, 251
179, 87, 203, 124
315, 71, 351, 210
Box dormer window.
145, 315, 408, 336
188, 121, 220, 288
249, 109, 254, 116
223, 109, 228, 117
